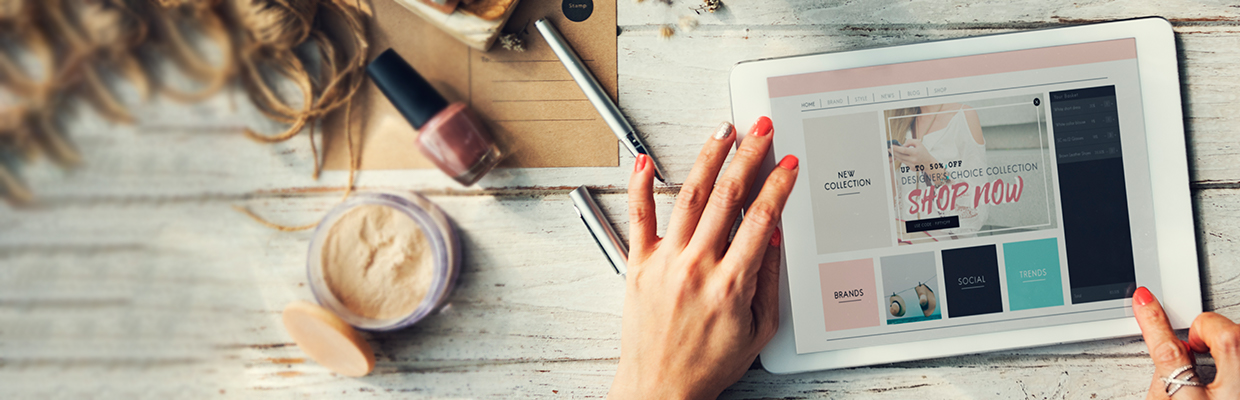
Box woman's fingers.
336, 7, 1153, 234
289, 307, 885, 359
1133, 287, 1203, 399
1188, 312, 1240, 396
627, 154, 658, 261
733, 157, 797, 354
891, 146, 916, 164
688, 117, 774, 254
665, 122, 737, 249
750, 227, 783, 346
723, 155, 798, 279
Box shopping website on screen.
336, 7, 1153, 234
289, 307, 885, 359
767, 39, 1162, 354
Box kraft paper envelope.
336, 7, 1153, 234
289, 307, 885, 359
322, 0, 619, 170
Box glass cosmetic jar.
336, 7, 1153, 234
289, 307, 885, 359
306, 192, 461, 331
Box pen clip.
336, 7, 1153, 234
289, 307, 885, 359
577, 207, 622, 275
569, 186, 628, 276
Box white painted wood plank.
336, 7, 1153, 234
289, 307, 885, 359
1, 188, 1236, 397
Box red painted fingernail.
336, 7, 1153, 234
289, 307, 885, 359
769, 228, 782, 247
634, 154, 647, 172
778, 155, 799, 170
751, 116, 773, 137
1182, 340, 1193, 352
1133, 286, 1153, 306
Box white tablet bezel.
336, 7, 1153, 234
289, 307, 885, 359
729, 17, 1201, 374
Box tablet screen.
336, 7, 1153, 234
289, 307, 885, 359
768, 38, 1163, 354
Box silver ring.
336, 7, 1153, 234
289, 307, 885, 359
1162, 365, 1205, 397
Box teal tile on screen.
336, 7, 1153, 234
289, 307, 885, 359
1003, 238, 1064, 311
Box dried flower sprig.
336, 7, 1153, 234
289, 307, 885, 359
659, 24, 675, 39
692, 0, 721, 14
678, 15, 698, 32
498, 33, 525, 52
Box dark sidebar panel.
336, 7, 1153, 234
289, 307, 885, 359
1050, 86, 1137, 304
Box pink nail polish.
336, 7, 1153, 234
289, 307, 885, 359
368, 49, 503, 186
769, 228, 782, 247
634, 154, 647, 172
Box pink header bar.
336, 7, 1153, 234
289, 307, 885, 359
768, 38, 1137, 98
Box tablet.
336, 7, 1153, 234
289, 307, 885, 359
729, 17, 1201, 374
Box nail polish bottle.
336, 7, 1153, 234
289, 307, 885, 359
366, 49, 502, 186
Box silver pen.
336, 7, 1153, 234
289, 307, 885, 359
569, 186, 628, 276
535, 18, 668, 183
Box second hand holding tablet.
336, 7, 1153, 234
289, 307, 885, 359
535, 18, 668, 183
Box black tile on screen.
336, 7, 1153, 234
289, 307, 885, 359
1050, 86, 1137, 304
942, 245, 1004, 317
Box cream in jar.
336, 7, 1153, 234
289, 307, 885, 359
307, 192, 460, 331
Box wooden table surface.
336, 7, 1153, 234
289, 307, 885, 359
4, 0, 1240, 398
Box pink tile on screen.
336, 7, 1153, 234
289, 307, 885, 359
818, 259, 880, 332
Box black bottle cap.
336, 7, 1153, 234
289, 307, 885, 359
365, 48, 449, 130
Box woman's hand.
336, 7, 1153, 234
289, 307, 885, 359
891, 138, 940, 172
609, 117, 799, 400
1133, 286, 1240, 399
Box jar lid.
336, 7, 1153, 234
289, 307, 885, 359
282, 301, 375, 377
